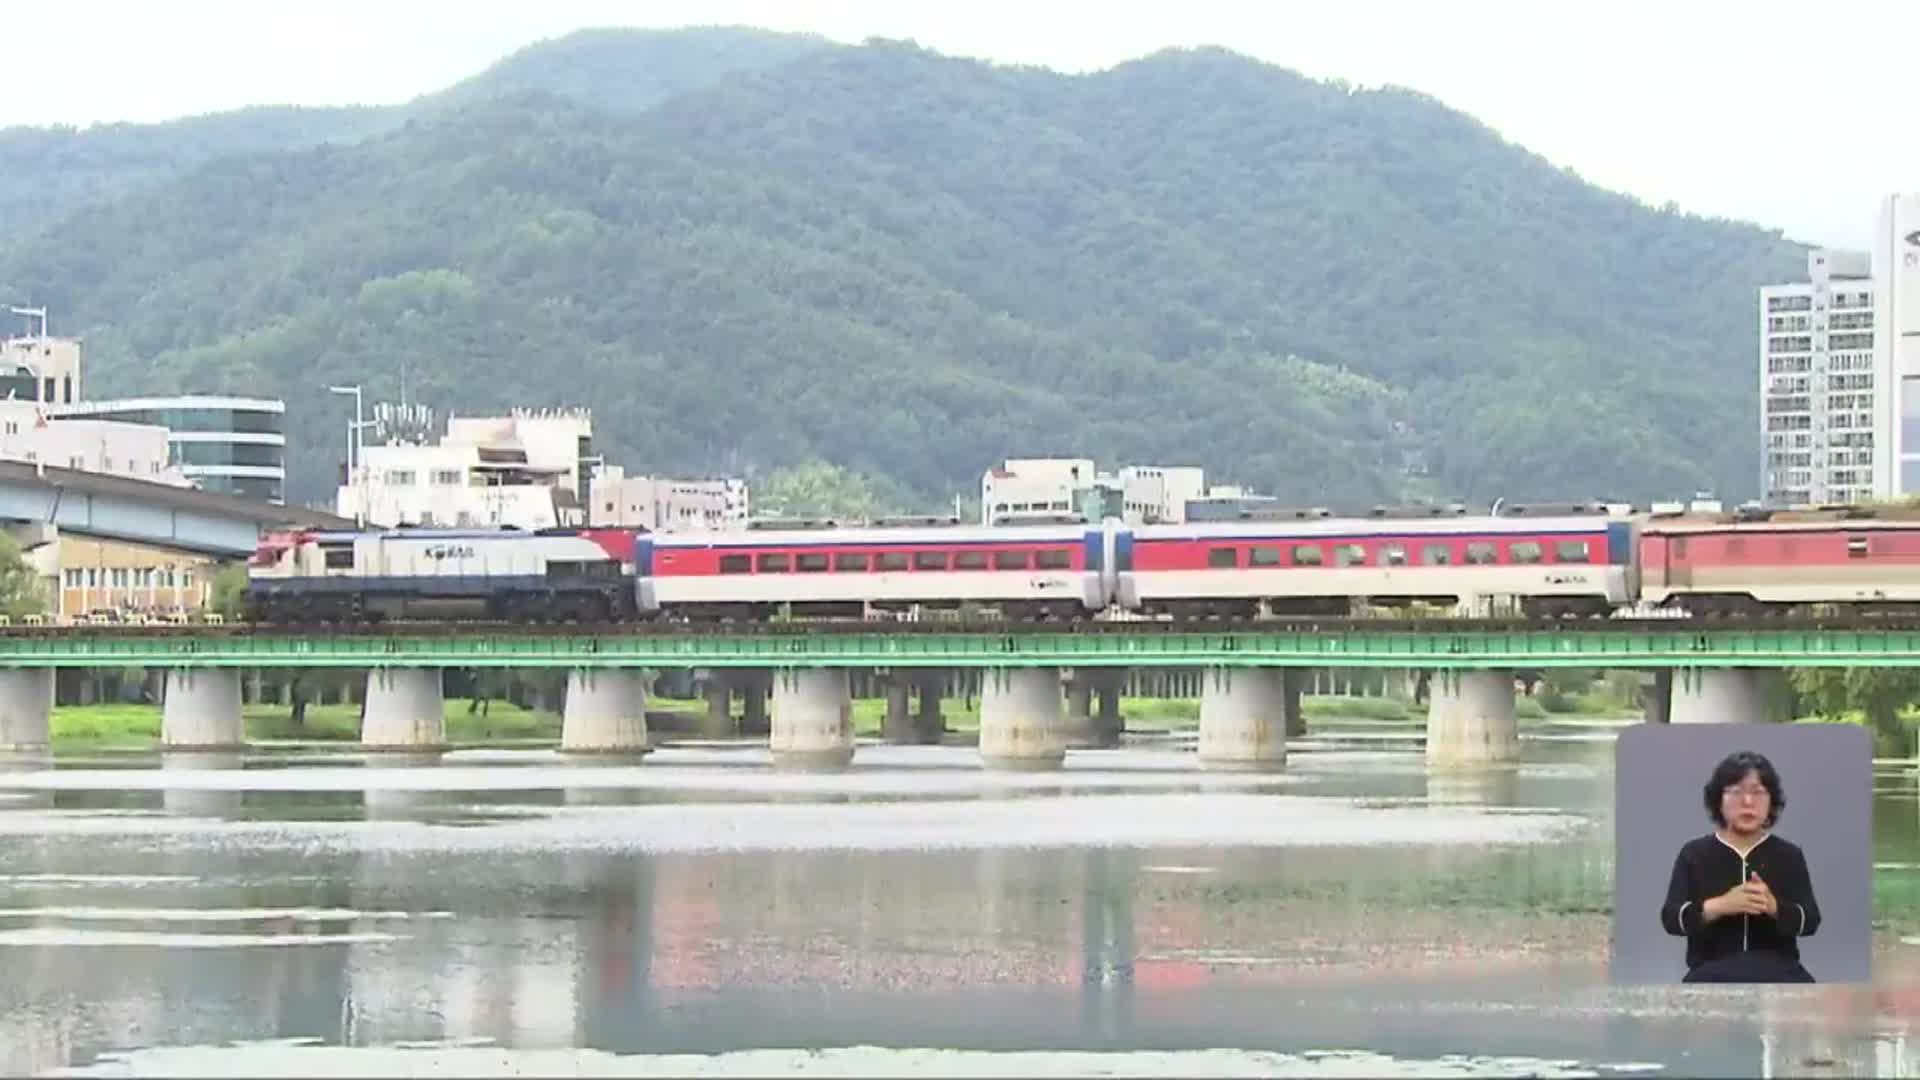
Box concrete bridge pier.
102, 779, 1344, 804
1197, 667, 1288, 771
1426, 669, 1518, 767
1092, 669, 1123, 747
1668, 668, 1791, 725
738, 669, 772, 736
161, 669, 245, 749
0, 668, 53, 751
361, 668, 447, 750
1064, 673, 1097, 748
701, 675, 733, 737
561, 669, 650, 755
914, 671, 944, 742
770, 668, 854, 769
883, 672, 939, 744
979, 667, 1066, 770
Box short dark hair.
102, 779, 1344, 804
1703, 750, 1786, 828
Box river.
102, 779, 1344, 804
0, 720, 1914, 1077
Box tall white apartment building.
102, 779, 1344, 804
1760, 248, 1876, 506
1877, 192, 1920, 496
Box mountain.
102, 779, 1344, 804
0, 32, 1805, 510
0, 27, 833, 243
423, 25, 834, 114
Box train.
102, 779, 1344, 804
240, 503, 1920, 625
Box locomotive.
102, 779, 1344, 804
244, 502, 1920, 625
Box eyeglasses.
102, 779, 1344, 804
1722, 784, 1770, 802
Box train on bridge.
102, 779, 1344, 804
239, 503, 1920, 626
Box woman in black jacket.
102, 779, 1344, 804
1658, 749, 1821, 983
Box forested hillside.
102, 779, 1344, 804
0, 27, 830, 243
0, 30, 1805, 509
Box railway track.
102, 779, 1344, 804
6, 614, 1920, 639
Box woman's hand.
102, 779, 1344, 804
1703, 874, 1774, 921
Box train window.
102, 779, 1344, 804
1208, 547, 1239, 569
1465, 542, 1497, 565
1382, 543, 1408, 567
1333, 544, 1366, 567
1290, 545, 1323, 566
1555, 541, 1591, 564
719, 554, 751, 574
757, 553, 791, 573
1848, 536, 1869, 559
1422, 544, 1452, 566
1249, 546, 1282, 567
796, 553, 830, 573
955, 551, 989, 570
876, 552, 910, 572
1509, 542, 1543, 564
322, 547, 353, 570
994, 551, 1030, 570
834, 553, 870, 572
914, 551, 948, 571
1035, 549, 1071, 570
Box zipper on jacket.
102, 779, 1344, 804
1740, 855, 1749, 951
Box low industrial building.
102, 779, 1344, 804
589, 466, 749, 531
979, 457, 1251, 525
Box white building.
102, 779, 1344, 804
980, 458, 1093, 524
1116, 465, 1207, 523
979, 457, 1215, 525
588, 465, 749, 531
1877, 192, 1920, 497
0, 399, 186, 485
1760, 248, 1876, 506
51, 396, 286, 504
338, 407, 593, 530
0, 330, 82, 406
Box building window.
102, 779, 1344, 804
432, 469, 464, 486
384, 470, 416, 486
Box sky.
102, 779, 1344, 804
3, 0, 1916, 250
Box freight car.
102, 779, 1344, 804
1640, 509, 1920, 617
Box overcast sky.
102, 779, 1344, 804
4, 0, 1915, 249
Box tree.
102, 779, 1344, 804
0, 534, 48, 619
756, 460, 893, 521
209, 563, 248, 619
1789, 668, 1920, 744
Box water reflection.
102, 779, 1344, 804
1424, 767, 1521, 808
359, 754, 440, 821
160, 751, 244, 819
0, 742, 1911, 1075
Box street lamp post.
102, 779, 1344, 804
327, 384, 367, 526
